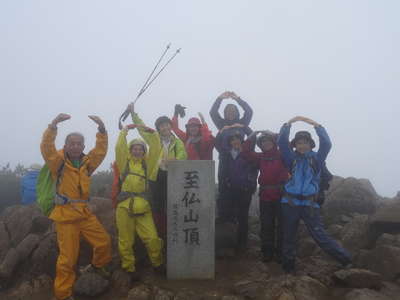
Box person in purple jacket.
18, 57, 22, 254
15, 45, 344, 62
215, 124, 258, 252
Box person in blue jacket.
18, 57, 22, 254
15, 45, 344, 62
21, 163, 41, 205
278, 116, 352, 273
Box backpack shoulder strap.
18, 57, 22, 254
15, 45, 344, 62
55, 161, 65, 191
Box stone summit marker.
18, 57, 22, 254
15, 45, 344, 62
167, 160, 215, 279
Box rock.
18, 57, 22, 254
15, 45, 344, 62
355, 245, 400, 280
341, 215, 371, 252
327, 224, 343, 239
263, 275, 328, 300
221, 296, 244, 300
324, 177, 379, 224
2, 205, 41, 246
344, 288, 391, 300
73, 272, 109, 296
30, 215, 52, 234
111, 268, 132, 293
32, 274, 52, 293
15, 234, 40, 261
6, 281, 33, 300
297, 238, 317, 258
333, 268, 382, 289
233, 280, 262, 299
375, 233, 400, 248
153, 286, 174, 300
31, 232, 58, 276
298, 256, 341, 287
0, 221, 10, 262
0, 248, 19, 278
127, 284, 152, 300
371, 201, 400, 234
174, 290, 203, 300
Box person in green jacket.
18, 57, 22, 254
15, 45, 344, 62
126, 103, 187, 240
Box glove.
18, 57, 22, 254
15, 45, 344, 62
174, 104, 186, 118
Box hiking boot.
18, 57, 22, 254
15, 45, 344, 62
80, 264, 111, 279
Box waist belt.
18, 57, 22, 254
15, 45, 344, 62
54, 193, 88, 205
117, 191, 149, 217
260, 184, 283, 190
284, 192, 316, 206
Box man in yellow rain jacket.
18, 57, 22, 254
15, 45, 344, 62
115, 124, 163, 280
126, 103, 187, 240
40, 113, 112, 300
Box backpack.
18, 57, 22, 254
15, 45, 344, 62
36, 162, 65, 216
111, 160, 148, 209
291, 156, 333, 206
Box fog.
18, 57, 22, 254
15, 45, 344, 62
1, 1, 399, 197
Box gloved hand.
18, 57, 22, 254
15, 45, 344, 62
174, 104, 186, 118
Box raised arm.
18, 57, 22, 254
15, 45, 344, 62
171, 115, 187, 142
210, 91, 231, 130
231, 92, 253, 127
277, 122, 295, 169
40, 113, 70, 178
315, 125, 332, 163
115, 128, 130, 175
87, 115, 108, 175
241, 132, 261, 165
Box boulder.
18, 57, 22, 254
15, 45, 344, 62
73, 272, 109, 296
341, 215, 371, 252
375, 233, 400, 248
355, 245, 400, 280
324, 177, 379, 224
263, 275, 328, 300
327, 224, 343, 240
15, 234, 40, 261
333, 268, 382, 289
3, 205, 40, 246
370, 201, 400, 235
233, 280, 262, 299
0, 248, 19, 278
153, 286, 174, 300
344, 288, 391, 300
127, 284, 152, 300
0, 221, 10, 262
31, 232, 58, 276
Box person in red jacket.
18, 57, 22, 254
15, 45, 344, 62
171, 104, 215, 160
242, 130, 289, 263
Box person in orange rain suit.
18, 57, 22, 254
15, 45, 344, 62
40, 113, 112, 300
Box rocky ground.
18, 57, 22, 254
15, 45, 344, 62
0, 175, 399, 300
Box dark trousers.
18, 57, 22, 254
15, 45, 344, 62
260, 200, 282, 259
218, 186, 253, 248
149, 170, 168, 241
281, 203, 351, 272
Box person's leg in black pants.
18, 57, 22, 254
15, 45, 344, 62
235, 190, 253, 251
259, 200, 276, 262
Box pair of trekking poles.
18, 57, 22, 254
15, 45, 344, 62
118, 43, 181, 129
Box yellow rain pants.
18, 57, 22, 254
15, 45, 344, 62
54, 212, 112, 300
116, 197, 163, 272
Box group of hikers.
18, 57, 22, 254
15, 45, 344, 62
39, 91, 352, 300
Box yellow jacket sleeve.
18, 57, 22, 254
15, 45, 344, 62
131, 112, 161, 152
174, 138, 187, 160
40, 127, 64, 179
87, 132, 108, 175
115, 129, 129, 175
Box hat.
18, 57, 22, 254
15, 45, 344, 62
185, 117, 202, 128
154, 116, 172, 131
290, 131, 316, 149
129, 139, 147, 153
257, 132, 277, 148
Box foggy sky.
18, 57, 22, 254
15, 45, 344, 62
1, 1, 399, 197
